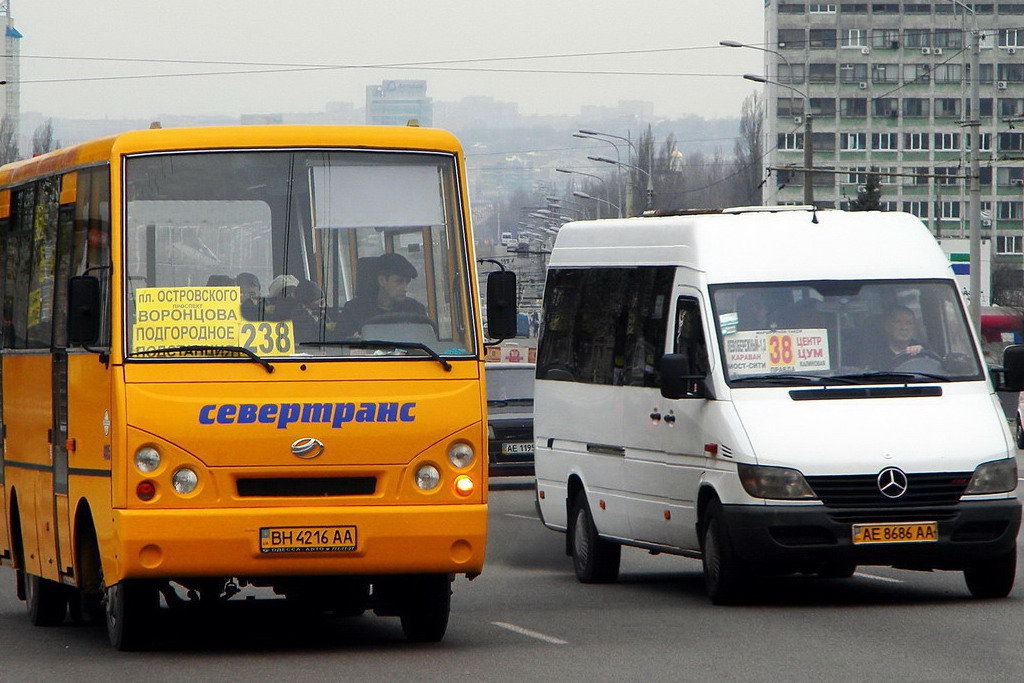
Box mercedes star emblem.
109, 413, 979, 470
876, 467, 909, 499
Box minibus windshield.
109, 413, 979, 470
123, 149, 475, 360
710, 279, 983, 385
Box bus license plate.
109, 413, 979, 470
260, 525, 357, 553
852, 522, 937, 545
501, 442, 533, 455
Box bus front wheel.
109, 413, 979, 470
105, 579, 159, 651
399, 574, 452, 642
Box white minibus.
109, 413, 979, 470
534, 207, 1023, 603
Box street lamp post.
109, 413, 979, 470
579, 128, 653, 213
573, 190, 622, 218
743, 73, 814, 205
574, 132, 628, 216
588, 155, 653, 214
556, 168, 621, 218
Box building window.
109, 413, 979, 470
840, 132, 867, 150
811, 132, 837, 152
904, 132, 929, 150
934, 132, 961, 150
933, 29, 964, 48
778, 63, 806, 83
902, 98, 930, 117
779, 3, 807, 13
842, 29, 868, 47
777, 97, 805, 117
903, 4, 931, 14
997, 236, 1023, 254
871, 133, 899, 150
840, 4, 868, 13
905, 167, 931, 186
998, 132, 1024, 151
873, 97, 899, 117
809, 98, 836, 116
935, 167, 961, 185
840, 98, 868, 116
903, 64, 931, 83
839, 63, 869, 82
941, 202, 962, 221
875, 167, 898, 184
809, 63, 837, 83
966, 133, 993, 151
998, 64, 1024, 82
872, 63, 900, 83
934, 99, 962, 117
809, 3, 838, 12
809, 29, 838, 49
903, 29, 932, 48
977, 64, 995, 84
871, 28, 900, 49
1000, 3, 1024, 15
903, 201, 930, 218
778, 29, 806, 49
871, 4, 900, 14
999, 98, 1024, 117
932, 64, 963, 83
847, 167, 868, 183
1000, 29, 1024, 48
997, 201, 1022, 220
778, 133, 804, 150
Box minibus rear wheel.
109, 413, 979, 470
569, 491, 620, 583
963, 548, 1016, 599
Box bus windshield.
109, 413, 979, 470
710, 279, 984, 385
124, 149, 475, 360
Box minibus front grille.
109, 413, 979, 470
805, 472, 971, 508
236, 477, 377, 497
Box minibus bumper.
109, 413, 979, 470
109, 504, 487, 582
721, 499, 1021, 571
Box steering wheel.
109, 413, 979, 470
887, 348, 943, 372
361, 312, 437, 328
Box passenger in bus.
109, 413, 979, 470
335, 253, 427, 338
206, 274, 235, 287
291, 278, 333, 341
236, 272, 265, 321
263, 274, 299, 320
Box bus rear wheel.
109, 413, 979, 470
569, 491, 620, 583
105, 579, 160, 651
26, 573, 68, 626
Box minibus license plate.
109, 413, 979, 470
260, 525, 357, 553
852, 522, 937, 544
502, 442, 533, 455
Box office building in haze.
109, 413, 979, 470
366, 80, 433, 127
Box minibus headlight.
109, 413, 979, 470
171, 467, 199, 495
737, 463, 816, 500
134, 447, 161, 474
448, 443, 475, 469
415, 464, 441, 491
964, 459, 1017, 495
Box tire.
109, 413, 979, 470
818, 562, 857, 579
1016, 416, 1024, 450
26, 574, 68, 626
569, 492, 620, 584
701, 500, 748, 605
964, 549, 1017, 599
399, 574, 452, 643
105, 580, 160, 651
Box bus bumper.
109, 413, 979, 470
108, 504, 487, 582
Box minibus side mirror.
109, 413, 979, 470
659, 353, 713, 400
68, 275, 101, 346
486, 270, 518, 340
997, 344, 1024, 392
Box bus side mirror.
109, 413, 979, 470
486, 270, 518, 340
999, 344, 1024, 392
659, 353, 713, 400
68, 275, 101, 346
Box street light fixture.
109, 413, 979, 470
573, 190, 622, 218
556, 168, 620, 218
579, 128, 651, 213
743, 73, 814, 205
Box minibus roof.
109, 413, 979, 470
548, 208, 952, 283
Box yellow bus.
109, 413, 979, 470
0, 125, 517, 650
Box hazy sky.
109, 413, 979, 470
11, 1, 766, 121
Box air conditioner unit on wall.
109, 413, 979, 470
921, 47, 932, 55
861, 47, 871, 55
1012, 178, 1024, 186
1010, 47, 1018, 55
998, 81, 1009, 90
793, 116, 803, 124
933, 48, 943, 55
859, 81, 868, 89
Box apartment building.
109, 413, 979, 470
765, 2, 1024, 258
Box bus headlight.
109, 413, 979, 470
171, 467, 199, 495
134, 446, 161, 474
415, 464, 441, 491
737, 463, 816, 500
964, 459, 1017, 495
448, 443, 474, 469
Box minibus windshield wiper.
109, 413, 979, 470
730, 373, 858, 386
130, 345, 274, 374
487, 398, 534, 407
832, 370, 951, 383
301, 339, 452, 372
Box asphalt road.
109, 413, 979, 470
0, 480, 1022, 681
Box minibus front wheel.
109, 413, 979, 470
963, 547, 1017, 599
701, 500, 749, 605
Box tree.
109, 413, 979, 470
32, 119, 59, 157
849, 171, 882, 211
0, 115, 18, 165
733, 92, 764, 206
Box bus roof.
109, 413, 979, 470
0, 125, 465, 189
548, 208, 951, 284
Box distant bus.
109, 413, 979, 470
0, 125, 516, 649
500, 231, 514, 247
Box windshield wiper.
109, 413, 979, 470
301, 339, 452, 372
833, 370, 951, 383
488, 398, 534, 407
130, 345, 274, 374
731, 373, 858, 386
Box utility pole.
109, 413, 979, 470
803, 110, 814, 205
968, 26, 982, 329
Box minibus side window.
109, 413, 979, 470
674, 296, 710, 377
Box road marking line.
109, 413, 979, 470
854, 572, 903, 583
505, 513, 539, 521
492, 621, 568, 645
